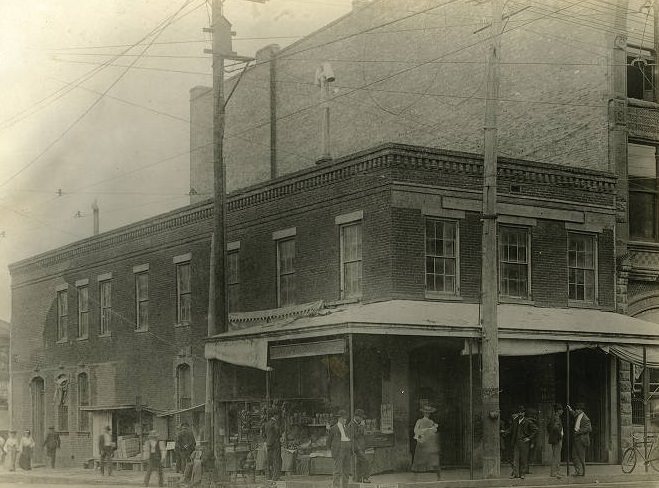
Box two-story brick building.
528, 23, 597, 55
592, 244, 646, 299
10, 142, 659, 470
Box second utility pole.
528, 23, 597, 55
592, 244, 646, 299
480, 0, 502, 479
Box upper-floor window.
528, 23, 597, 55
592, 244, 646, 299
425, 219, 459, 294
499, 226, 531, 299
78, 372, 90, 432
99, 280, 112, 336
629, 143, 658, 241
57, 290, 68, 342
277, 238, 296, 307
627, 50, 655, 102
567, 233, 597, 303
340, 222, 363, 299
77, 285, 89, 339
177, 262, 192, 323
135, 272, 149, 331
228, 251, 239, 313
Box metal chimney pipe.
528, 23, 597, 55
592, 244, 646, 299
92, 200, 99, 235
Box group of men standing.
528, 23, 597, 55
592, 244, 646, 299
509, 403, 592, 480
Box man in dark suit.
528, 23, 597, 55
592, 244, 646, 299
327, 409, 352, 488
568, 403, 592, 477
263, 409, 282, 481
509, 405, 538, 479
547, 404, 564, 478
43, 427, 60, 468
348, 408, 370, 483
175, 423, 196, 476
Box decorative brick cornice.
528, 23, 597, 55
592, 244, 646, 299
10, 143, 616, 274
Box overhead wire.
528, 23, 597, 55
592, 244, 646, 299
0, 0, 199, 190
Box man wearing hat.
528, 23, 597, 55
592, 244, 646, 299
546, 404, 564, 478
327, 409, 352, 488
509, 405, 537, 480
143, 430, 165, 487
43, 426, 61, 468
175, 422, 196, 476
567, 403, 591, 477
348, 408, 370, 483
99, 425, 116, 476
263, 408, 282, 481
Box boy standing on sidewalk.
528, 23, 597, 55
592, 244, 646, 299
43, 427, 61, 468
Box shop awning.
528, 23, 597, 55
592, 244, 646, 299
157, 403, 205, 417
205, 300, 659, 367
80, 404, 163, 414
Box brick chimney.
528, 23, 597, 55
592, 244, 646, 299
91, 200, 99, 236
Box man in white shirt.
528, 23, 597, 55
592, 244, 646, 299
143, 430, 165, 487
568, 403, 592, 477
327, 410, 352, 488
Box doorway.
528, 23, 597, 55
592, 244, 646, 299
30, 377, 45, 462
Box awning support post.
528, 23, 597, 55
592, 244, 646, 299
469, 339, 474, 480
348, 334, 355, 481
566, 342, 571, 477
644, 346, 649, 472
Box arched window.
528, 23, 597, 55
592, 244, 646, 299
55, 374, 69, 432
78, 373, 90, 431
176, 364, 192, 409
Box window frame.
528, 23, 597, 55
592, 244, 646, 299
77, 372, 90, 432
628, 141, 659, 242
99, 279, 112, 336
276, 238, 296, 307
57, 290, 68, 342
176, 261, 192, 325
339, 221, 363, 300
176, 363, 192, 410
135, 272, 149, 331
424, 218, 460, 296
77, 285, 89, 339
227, 250, 240, 313
627, 51, 656, 102
498, 225, 532, 300
567, 232, 598, 304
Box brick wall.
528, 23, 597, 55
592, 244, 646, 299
212, 0, 614, 194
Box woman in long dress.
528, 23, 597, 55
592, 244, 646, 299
18, 430, 35, 471
411, 405, 440, 479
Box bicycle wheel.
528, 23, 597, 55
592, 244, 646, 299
622, 447, 637, 474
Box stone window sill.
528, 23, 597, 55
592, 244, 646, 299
174, 322, 191, 328
568, 300, 600, 310
499, 297, 535, 306
98, 333, 112, 338
56, 338, 68, 344
425, 292, 463, 301
76, 336, 89, 342
135, 327, 149, 333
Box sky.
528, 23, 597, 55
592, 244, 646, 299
0, 0, 353, 322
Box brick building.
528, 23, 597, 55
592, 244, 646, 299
10, 142, 659, 469
9, 0, 659, 473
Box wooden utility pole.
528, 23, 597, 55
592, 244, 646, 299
480, 0, 502, 478
654, 0, 659, 104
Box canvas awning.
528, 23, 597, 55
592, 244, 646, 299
80, 404, 163, 414
157, 403, 205, 417
205, 300, 659, 368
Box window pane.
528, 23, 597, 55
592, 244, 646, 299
344, 261, 362, 298
341, 223, 362, 298
499, 227, 529, 298
178, 264, 191, 293
567, 234, 596, 302
138, 302, 149, 329
228, 252, 239, 285
180, 294, 191, 323
630, 191, 656, 240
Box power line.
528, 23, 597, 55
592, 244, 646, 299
0, 0, 208, 134
0, 0, 198, 190
51, 58, 212, 77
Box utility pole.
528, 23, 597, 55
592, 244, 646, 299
205, 0, 258, 480
480, 0, 502, 479
654, 0, 658, 104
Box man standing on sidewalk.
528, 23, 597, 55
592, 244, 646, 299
99, 426, 116, 476
327, 410, 352, 488
143, 430, 165, 487
568, 403, 591, 477
348, 409, 371, 483
43, 426, 61, 468
263, 409, 282, 482
547, 404, 564, 479
509, 406, 538, 480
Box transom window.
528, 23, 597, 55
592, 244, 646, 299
425, 219, 458, 294
228, 251, 240, 312
340, 222, 363, 299
135, 272, 149, 330
57, 290, 68, 342
77, 286, 89, 339
568, 233, 597, 302
99, 280, 112, 335
277, 239, 296, 307
499, 226, 531, 299
177, 262, 192, 324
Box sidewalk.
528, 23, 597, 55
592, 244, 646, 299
0, 464, 657, 487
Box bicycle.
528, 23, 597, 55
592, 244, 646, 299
621, 433, 659, 473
